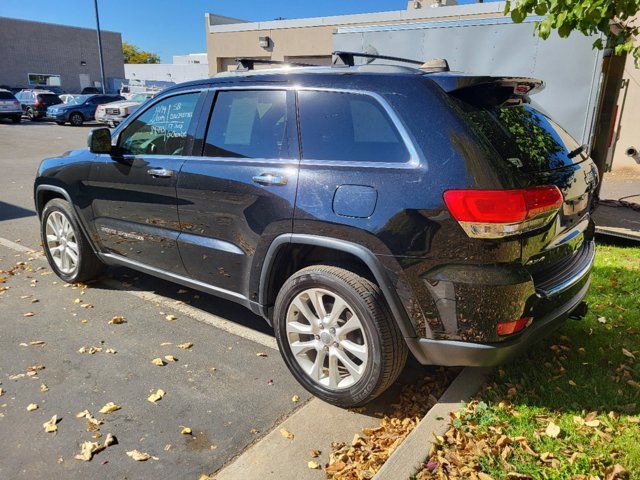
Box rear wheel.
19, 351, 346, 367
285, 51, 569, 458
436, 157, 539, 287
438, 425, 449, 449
40, 199, 105, 283
27, 108, 37, 121
273, 265, 407, 407
69, 112, 83, 126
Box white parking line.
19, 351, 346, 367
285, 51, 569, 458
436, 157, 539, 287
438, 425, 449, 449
0, 236, 278, 350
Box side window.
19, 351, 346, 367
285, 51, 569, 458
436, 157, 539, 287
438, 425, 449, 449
204, 90, 291, 159
298, 90, 410, 163
118, 93, 199, 156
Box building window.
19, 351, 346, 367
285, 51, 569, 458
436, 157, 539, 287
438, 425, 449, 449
28, 74, 62, 87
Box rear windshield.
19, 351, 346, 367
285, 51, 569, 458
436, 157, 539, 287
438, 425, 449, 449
453, 100, 584, 172
37, 93, 61, 102
0, 91, 15, 100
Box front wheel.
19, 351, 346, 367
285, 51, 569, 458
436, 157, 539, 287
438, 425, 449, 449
40, 199, 105, 283
273, 265, 407, 407
69, 112, 83, 126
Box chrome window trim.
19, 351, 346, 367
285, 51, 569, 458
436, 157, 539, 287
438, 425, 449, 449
199, 85, 423, 170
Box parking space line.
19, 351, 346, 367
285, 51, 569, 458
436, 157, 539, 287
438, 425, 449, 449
0, 235, 278, 350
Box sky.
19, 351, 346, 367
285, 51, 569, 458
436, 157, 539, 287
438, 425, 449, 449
0, 0, 478, 62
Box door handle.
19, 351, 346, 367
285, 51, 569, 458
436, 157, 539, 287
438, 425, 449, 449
252, 173, 288, 186
147, 167, 173, 178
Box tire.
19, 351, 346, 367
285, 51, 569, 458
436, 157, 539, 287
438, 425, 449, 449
69, 112, 83, 126
40, 199, 105, 283
273, 265, 407, 407
27, 108, 37, 121
11, 115, 21, 124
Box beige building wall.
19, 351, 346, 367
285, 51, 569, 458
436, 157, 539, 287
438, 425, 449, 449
611, 51, 640, 174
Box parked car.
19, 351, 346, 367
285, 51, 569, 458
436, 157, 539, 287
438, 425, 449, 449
15, 89, 63, 121
81, 87, 101, 94
0, 89, 22, 123
95, 92, 157, 127
34, 59, 597, 407
46, 94, 124, 126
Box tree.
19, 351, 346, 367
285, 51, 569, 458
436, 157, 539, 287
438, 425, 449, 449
122, 41, 161, 64
504, 0, 640, 63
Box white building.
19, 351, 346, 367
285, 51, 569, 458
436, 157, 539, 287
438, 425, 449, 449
124, 53, 209, 84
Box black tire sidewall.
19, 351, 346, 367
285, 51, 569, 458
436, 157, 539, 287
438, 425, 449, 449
274, 270, 385, 407
40, 200, 86, 283
70, 113, 83, 126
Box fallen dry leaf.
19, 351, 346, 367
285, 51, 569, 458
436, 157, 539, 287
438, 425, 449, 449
23, 312, 35, 317
178, 342, 193, 350
310, 449, 321, 457
0, 388, 4, 396
43, 415, 58, 433
99, 402, 121, 414
308, 461, 321, 469
164, 355, 176, 362
280, 428, 294, 440
75, 441, 104, 461
147, 389, 165, 403
151, 358, 166, 366
105, 348, 116, 354
181, 426, 192, 435
103, 433, 117, 447
109, 316, 125, 325
622, 348, 636, 360
165, 314, 177, 321
292, 395, 300, 403
256, 352, 268, 357
29, 340, 45, 346
126, 449, 150, 461
27, 403, 38, 411
545, 421, 561, 438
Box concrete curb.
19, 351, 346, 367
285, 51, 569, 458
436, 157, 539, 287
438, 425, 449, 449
372, 366, 492, 480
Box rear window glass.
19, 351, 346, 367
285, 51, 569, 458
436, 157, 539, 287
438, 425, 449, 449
0, 92, 15, 100
298, 90, 410, 163
453, 100, 583, 172
37, 94, 60, 102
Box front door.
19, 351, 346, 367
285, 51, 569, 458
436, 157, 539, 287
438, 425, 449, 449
176, 88, 299, 299
90, 91, 203, 273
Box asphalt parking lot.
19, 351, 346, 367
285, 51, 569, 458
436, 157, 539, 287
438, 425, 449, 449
0, 120, 441, 479
0, 120, 315, 478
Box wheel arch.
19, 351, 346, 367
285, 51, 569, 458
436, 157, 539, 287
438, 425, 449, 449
259, 234, 418, 341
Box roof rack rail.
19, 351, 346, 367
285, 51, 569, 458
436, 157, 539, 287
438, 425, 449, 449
235, 58, 318, 71
332, 51, 450, 73
333, 51, 423, 67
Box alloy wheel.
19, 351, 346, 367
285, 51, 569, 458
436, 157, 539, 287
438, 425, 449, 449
285, 288, 368, 390
45, 211, 79, 275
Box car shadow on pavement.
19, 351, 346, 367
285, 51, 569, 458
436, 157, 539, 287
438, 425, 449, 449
0, 200, 36, 221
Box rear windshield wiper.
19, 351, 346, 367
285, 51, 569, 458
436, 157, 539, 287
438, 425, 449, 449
567, 144, 588, 159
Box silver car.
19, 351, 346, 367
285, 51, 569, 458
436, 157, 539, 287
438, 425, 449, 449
0, 89, 23, 123
95, 92, 156, 127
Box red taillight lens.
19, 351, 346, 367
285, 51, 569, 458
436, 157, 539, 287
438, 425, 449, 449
443, 186, 563, 238
497, 317, 531, 336
34, 100, 41, 107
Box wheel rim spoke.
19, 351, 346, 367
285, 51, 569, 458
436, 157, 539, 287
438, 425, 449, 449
45, 211, 78, 275
285, 287, 368, 391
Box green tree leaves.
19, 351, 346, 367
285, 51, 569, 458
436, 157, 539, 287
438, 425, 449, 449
122, 42, 161, 64
504, 0, 640, 65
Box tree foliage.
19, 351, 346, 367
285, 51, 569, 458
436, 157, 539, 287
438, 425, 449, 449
504, 0, 640, 63
122, 41, 161, 64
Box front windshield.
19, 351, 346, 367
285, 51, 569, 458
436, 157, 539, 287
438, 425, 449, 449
131, 94, 152, 102
67, 95, 93, 105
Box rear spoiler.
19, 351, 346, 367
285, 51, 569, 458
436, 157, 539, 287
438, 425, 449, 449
428, 74, 544, 108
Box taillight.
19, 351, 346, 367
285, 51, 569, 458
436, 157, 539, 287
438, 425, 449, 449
34, 100, 41, 107
13, 100, 19, 106
443, 186, 563, 239
497, 317, 532, 336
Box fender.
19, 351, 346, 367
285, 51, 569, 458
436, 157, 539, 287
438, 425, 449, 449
35, 184, 101, 255
259, 233, 419, 341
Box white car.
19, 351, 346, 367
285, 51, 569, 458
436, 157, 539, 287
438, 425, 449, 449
0, 89, 22, 123
95, 92, 156, 127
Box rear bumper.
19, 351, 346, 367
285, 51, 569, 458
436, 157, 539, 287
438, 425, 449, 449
407, 276, 590, 366
0, 111, 21, 118
96, 113, 124, 125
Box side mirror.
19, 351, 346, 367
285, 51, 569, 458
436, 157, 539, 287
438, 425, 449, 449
88, 128, 112, 154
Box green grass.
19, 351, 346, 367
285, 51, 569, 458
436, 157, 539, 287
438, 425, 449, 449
418, 243, 640, 479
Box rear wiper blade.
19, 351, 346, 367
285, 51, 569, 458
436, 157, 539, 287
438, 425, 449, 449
567, 144, 588, 159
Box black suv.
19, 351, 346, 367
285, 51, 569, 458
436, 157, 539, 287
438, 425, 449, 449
15, 89, 62, 120
35, 58, 598, 407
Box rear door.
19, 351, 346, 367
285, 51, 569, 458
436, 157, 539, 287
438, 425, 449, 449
89, 90, 204, 273
176, 88, 299, 298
